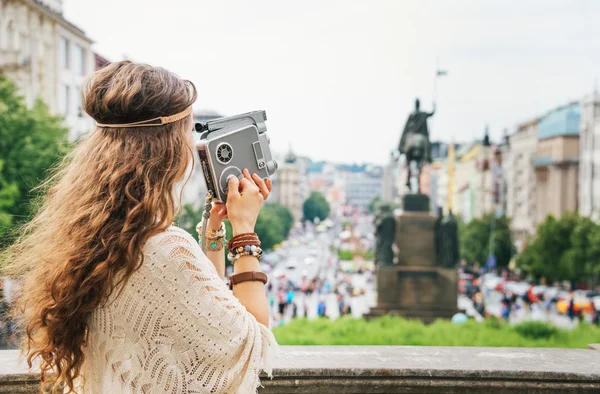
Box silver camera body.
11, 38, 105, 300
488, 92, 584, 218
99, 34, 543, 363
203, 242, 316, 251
195, 110, 278, 202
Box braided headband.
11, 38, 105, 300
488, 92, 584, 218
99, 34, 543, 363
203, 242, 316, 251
95, 106, 193, 128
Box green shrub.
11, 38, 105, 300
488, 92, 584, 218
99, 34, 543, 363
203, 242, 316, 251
513, 321, 559, 340
338, 250, 354, 260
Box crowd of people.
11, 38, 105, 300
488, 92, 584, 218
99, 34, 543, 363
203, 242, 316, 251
461, 268, 600, 326
267, 264, 375, 326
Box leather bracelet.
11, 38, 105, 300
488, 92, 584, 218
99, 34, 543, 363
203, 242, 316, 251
228, 271, 268, 290
228, 233, 260, 253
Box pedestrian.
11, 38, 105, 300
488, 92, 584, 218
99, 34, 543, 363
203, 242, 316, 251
317, 298, 327, 317
278, 287, 287, 322
501, 299, 510, 321
568, 290, 576, 322
590, 302, 599, 326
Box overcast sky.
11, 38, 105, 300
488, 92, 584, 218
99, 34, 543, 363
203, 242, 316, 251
64, 0, 600, 165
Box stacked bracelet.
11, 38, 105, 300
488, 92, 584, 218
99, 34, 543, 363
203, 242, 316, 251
196, 221, 226, 239
227, 232, 263, 262
228, 233, 260, 250
196, 222, 227, 251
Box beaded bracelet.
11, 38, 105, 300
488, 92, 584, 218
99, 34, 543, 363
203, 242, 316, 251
196, 222, 227, 251
227, 245, 263, 262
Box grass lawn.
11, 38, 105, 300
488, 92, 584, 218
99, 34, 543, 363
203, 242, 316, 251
272, 316, 600, 348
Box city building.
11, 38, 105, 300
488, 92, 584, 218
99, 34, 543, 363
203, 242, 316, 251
345, 170, 383, 213
428, 162, 446, 215
578, 92, 600, 219
453, 147, 477, 222
0, 0, 96, 140
472, 127, 495, 220
533, 102, 581, 224
274, 150, 303, 222
382, 152, 399, 204
506, 118, 539, 249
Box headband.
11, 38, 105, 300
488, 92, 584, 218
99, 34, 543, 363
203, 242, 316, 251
95, 106, 193, 128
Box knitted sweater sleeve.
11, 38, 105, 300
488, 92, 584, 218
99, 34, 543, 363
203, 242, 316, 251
141, 226, 277, 393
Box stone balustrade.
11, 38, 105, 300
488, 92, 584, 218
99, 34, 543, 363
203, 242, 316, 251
0, 346, 599, 393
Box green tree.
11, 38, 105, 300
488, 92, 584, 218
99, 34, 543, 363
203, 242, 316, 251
368, 196, 381, 214
263, 203, 295, 237
0, 76, 69, 244
302, 191, 330, 222
517, 213, 600, 285
460, 214, 515, 268
255, 204, 294, 250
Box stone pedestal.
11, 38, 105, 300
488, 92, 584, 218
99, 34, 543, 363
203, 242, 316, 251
368, 194, 458, 322
368, 265, 457, 322
395, 211, 436, 266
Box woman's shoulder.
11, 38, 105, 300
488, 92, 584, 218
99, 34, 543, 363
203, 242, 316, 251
143, 225, 201, 257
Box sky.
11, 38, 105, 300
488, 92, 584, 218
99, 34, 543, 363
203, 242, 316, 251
63, 0, 600, 165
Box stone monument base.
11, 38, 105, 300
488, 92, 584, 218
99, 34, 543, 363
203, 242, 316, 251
367, 265, 457, 323
368, 196, 458, 323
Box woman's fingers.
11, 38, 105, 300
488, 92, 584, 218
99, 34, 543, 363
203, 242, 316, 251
266, 177, 273, 192
218, 207, 228, 218
242, 168, 253, 183
239, 177, 258, 193
227, 176, 241, 200
252, 173, 270, 200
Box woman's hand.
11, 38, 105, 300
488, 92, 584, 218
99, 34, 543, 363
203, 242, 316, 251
207, 170, 272, 230
226, 169, 273, 236
206, 202, 228, 231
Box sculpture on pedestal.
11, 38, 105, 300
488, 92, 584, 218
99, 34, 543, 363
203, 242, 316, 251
368, 95, 458, 323
435, 210, 460, 268
397, 98, 435, 193
374, 203, 396, 266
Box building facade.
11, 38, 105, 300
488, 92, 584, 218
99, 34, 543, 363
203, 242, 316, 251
534, 102, 580, 224
578, 92, 600, 219
345, 171, 383, 213
0, 0, 95, 140
506, 118, 538, 248
274, 153, 303, 222
382, 152, 399, 203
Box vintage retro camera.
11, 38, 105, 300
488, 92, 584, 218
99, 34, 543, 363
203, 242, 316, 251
195, 110, 278, 202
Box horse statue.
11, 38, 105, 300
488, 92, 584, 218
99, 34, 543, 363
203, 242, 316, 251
397, 98, 435, 193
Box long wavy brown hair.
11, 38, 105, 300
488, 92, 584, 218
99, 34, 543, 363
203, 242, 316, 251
1, 60, 197, 393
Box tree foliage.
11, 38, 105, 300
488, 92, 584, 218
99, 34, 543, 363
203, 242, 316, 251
0, 76, 69, 244
302, 191, 330, 222
255, 203, 295, 250
460, 214, 515, 268
517, 213, 600, 285
368, 196, 381, 214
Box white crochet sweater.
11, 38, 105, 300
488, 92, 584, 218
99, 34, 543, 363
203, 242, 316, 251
78, 226, 277, 393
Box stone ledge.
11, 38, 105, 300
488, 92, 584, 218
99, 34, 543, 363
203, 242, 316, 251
1, 346, 599, 393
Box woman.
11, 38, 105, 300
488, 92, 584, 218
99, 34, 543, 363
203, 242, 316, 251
2, 61, 277, 393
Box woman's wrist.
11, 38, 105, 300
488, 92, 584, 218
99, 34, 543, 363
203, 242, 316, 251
207, 217, 224, 231
232, 225, 255, 236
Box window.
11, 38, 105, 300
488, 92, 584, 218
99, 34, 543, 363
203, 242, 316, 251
59, 84, 70, 115
59, 37, 70, 69
74, 86, 83, 117
73, 44, 86, 75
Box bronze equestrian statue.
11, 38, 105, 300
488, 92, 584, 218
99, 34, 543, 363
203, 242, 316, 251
397, 98, 435, 193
